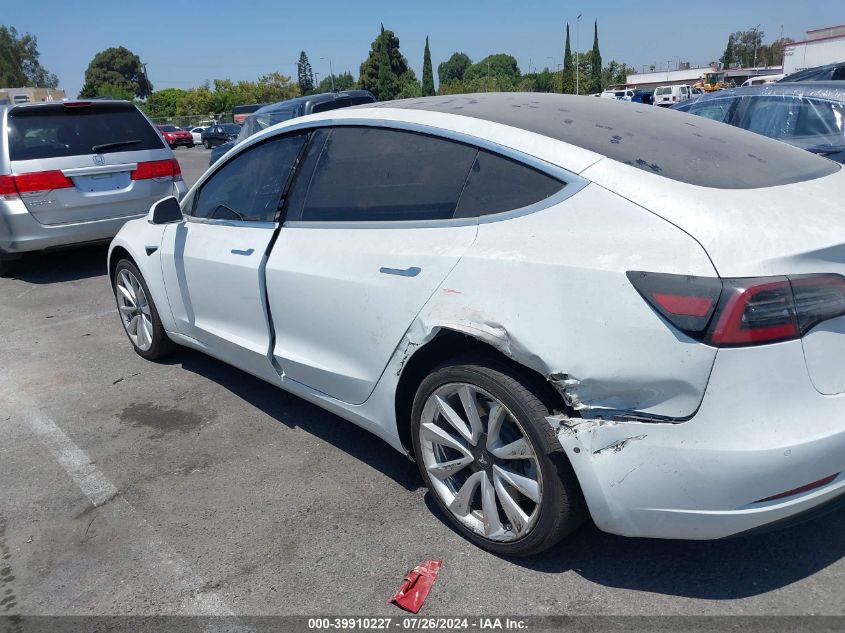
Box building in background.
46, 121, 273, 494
783, 24, 845, 75
623, 65, 782, 90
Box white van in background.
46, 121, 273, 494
654, 84, 691, 106
741, 74, 785, 87
599, 88, 636, 101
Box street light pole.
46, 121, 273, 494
575, 13, 582, 95
321, 57, 335, 92
752, 24, 761, 68
667, 60, 671, 80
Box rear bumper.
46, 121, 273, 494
0, 180, 187, 255
557, 340, 845, 539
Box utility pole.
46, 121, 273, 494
752, 24, 761, 68
487, 60, 491, 92
575, 13, 582, 95
557, 63, 562, 92
667, 60, 672, 80
321, 57, 335, 92
314, 71, 320, 89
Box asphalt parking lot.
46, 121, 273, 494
2, 146, 845, 619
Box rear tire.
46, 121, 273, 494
204, 140, 211, 149
113, 259, 176, 360
188, 143, 194, 148
411, 354, 585, 557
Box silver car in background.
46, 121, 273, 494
0, 100, 187, 274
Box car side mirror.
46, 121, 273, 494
149, 196, 183, 224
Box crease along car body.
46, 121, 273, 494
108, 93, 845, 556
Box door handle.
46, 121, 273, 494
379, 266, 421, 277
231, 248, 255, 256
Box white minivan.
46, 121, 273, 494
654, 84, 691, 107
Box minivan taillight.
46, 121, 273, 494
0, 171, 74, 197
13, 170, 74, 193
627, 271, 845, 347
131, 159, 179, 181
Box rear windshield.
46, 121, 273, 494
379, 92, 840, 188
8, 103, 164, 160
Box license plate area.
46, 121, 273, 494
72, 171, 131, 193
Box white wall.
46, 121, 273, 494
783, 37, 845, 74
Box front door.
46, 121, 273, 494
160, 133, 307, 381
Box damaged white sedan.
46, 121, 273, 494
108, 93, 845, 556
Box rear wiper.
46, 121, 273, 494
805, 144, 845, 156
91, 139, 142, 152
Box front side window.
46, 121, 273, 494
193, 134, 306, 223
298, 127, 477, 222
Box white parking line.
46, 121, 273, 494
22, 405, 118, 507
8, 392, 251, 629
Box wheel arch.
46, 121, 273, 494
394, 327, 568, 456
108, 244, 135, 283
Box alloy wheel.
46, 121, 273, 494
419, 383, 543, 542
116, 268, 154, 352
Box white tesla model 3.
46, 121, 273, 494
108, 93, 845, 556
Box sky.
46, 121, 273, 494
12, 0, 845, 97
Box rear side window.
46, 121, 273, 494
8, 104, 164, 160
193, 134, 306, 223
298, 127, 477, 222
454, 151, 564, 218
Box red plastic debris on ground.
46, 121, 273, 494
389, 560, 443, 613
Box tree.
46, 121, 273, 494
254, 72, 299, 102
0, 25, 58, 88
79, 46, 151, 99
316, 70, 356, 93
721, 34, 735, 69
437, 52, 471, 85
601, 60, 632, 88
726, 28, 765, 68
297, 51, 314, 94
590, 21, 602, 92
422, 36, 435, 96
359, 24, 415, 101
561, 23, 573, 94
145, 87, 187, 118
464, 54, 521, 91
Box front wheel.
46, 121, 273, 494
203, 140, 211, 149
412, 356, 585, 556
113, 259, 176, 360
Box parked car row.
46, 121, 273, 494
672, 82, 845, 164
209, 90, 376, 165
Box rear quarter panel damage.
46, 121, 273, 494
399, 182, 719, 420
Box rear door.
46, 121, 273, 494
160, 132, 307, 382
6, 102, 175, 225
265, 125, 479, 404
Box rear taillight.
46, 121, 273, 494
626, 271, 721, 334
13, 170, 74, 193
131, 159, 179, 181
628, 271, 845, 347
0, 171, 74, 198
0, 175, 17, 197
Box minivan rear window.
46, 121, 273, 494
8, 103, 165, 161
